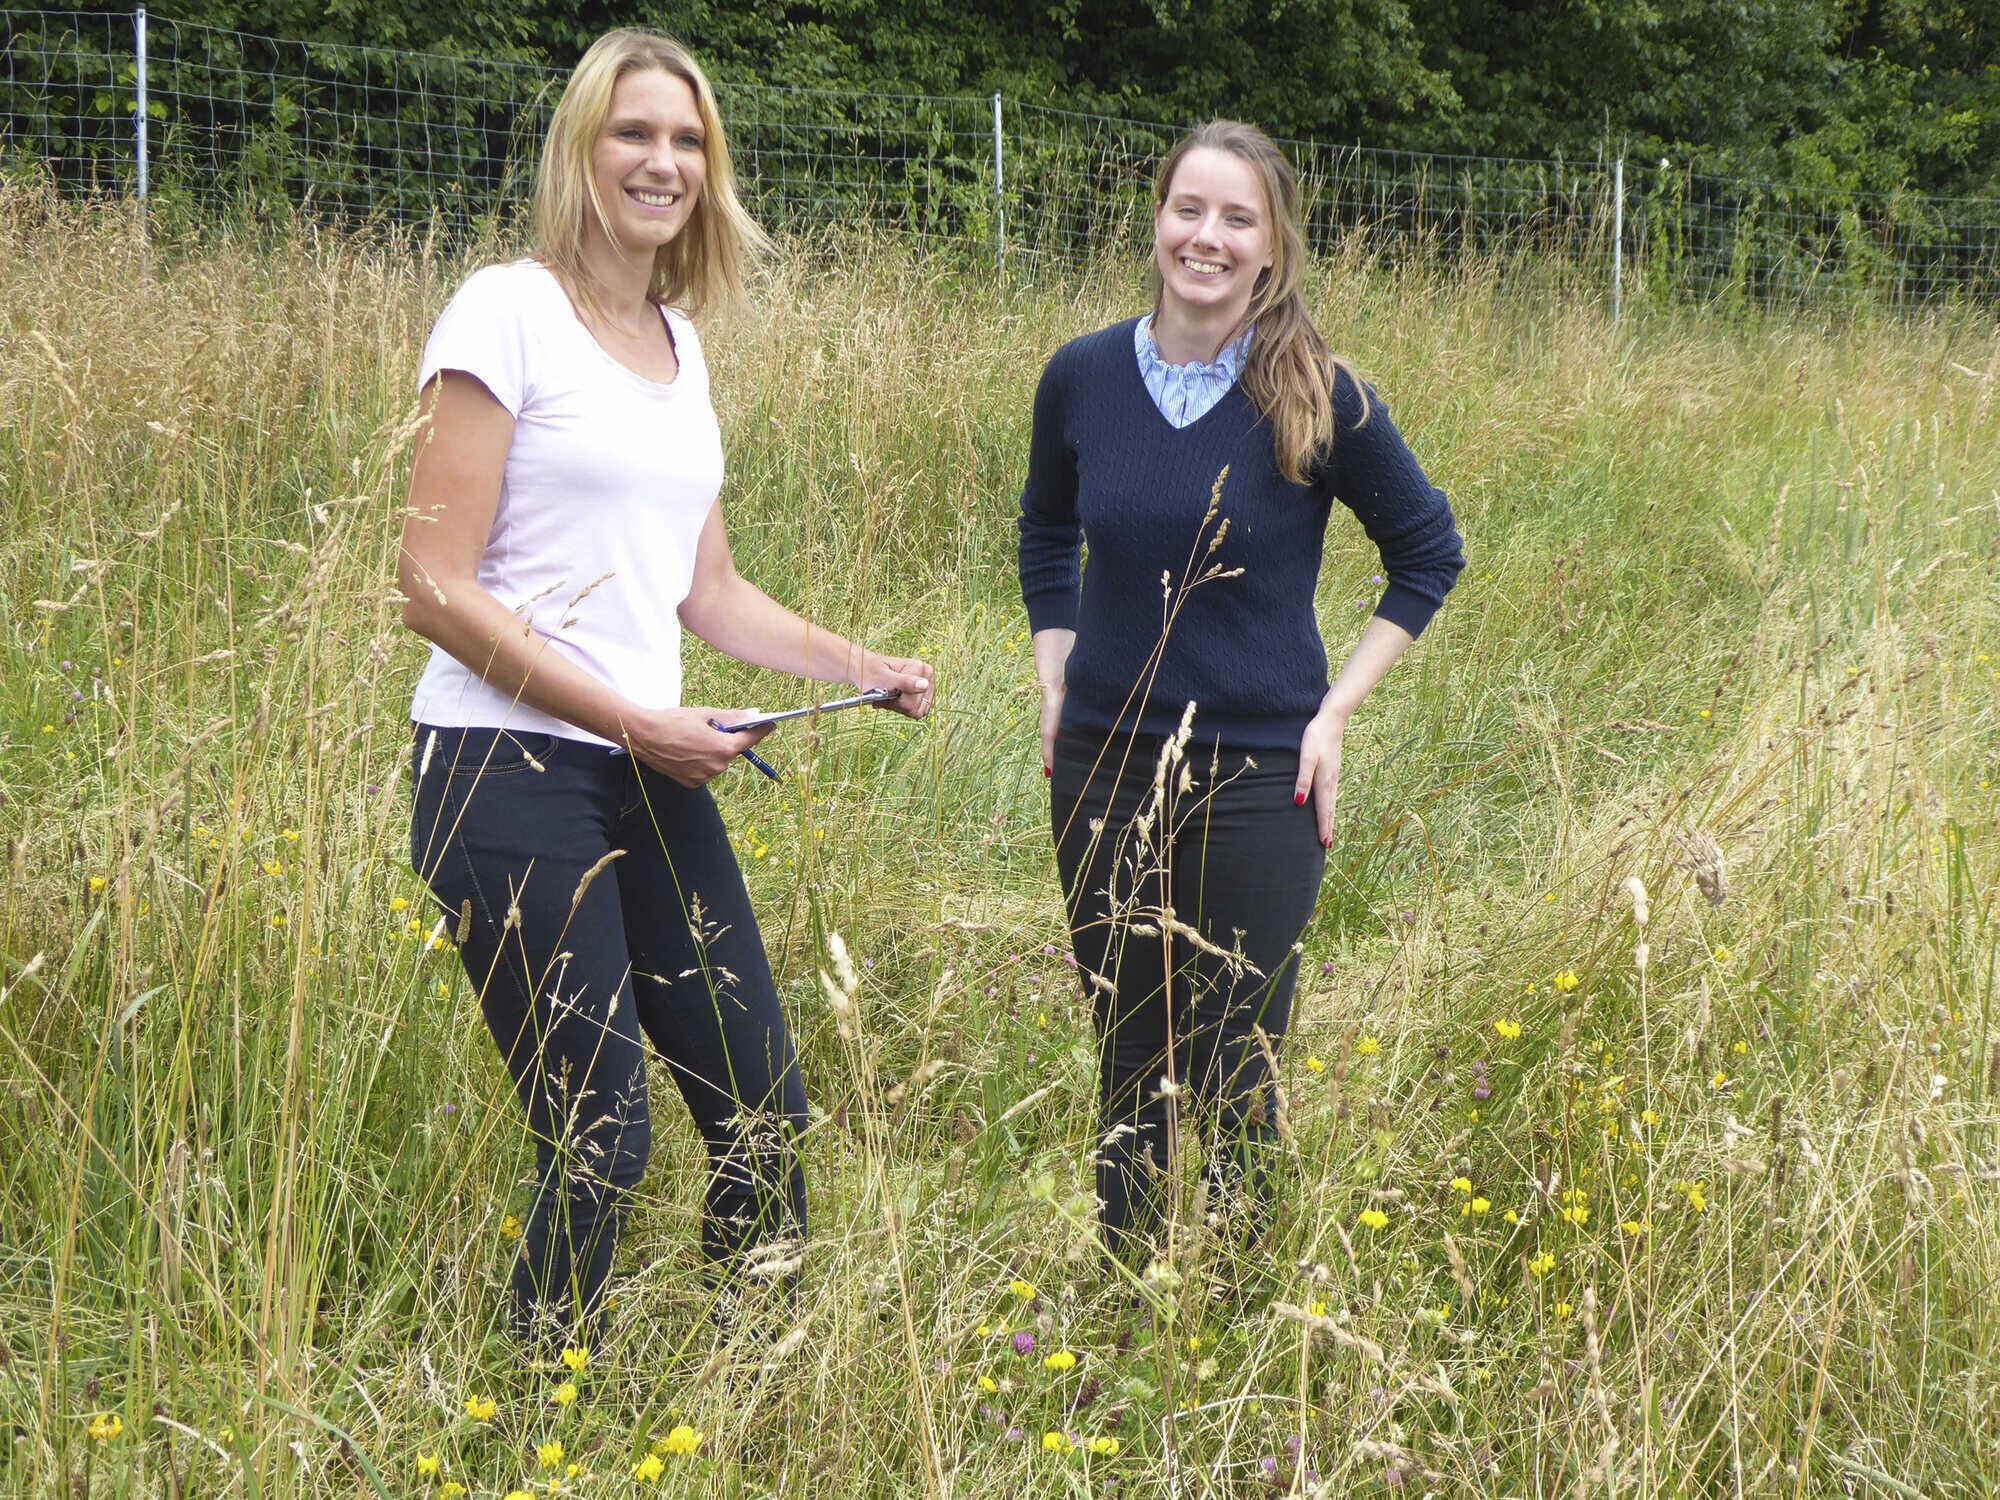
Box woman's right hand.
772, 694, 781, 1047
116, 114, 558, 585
625, 706, 776, 788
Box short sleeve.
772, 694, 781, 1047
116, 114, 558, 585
418, 265, 538, 417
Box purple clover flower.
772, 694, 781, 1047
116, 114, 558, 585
1013, 1331, 1035, 1357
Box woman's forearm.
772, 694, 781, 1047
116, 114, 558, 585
402, 577, 647, 742
1318, 614, 1416, 723
679, 571, 877, 685
1033, 627, 1077, 690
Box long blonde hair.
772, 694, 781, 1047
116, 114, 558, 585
1152, 121, 1365, 484
532, 30, 769, 318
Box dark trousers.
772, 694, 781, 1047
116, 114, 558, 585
1051, 724, 1325, 1263
410, 724, 807, 1346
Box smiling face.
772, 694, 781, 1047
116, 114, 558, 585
1153, 145, 1276, 329
587, 67, 708, 261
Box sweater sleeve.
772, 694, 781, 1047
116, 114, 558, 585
1325, 374, 1464, 637
1017, 347, 1084, 633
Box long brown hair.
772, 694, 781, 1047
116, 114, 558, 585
1152, 121, 1365, 483
532, 29, 769, 319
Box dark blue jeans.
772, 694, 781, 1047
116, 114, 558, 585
410, 724, 807, 1346
1051, 725, 1325, 1263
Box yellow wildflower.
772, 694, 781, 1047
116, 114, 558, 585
1556, 1301, 1574, 1320
1732, 1040, 1749, 1056
1089, 1437, 1121, 1457
417, 1452, 441, 1479
1528, 1252, 1556, 1276
977, 1376, 998, 1394
1355, 1036, 1381, 1057
537, 1441, 565, 1469
1685, 1185, 1707, 1213
1042, 1432, 1074, 1454
1712, 945, 1732, 962
389, 896, 410, 913
1306, 1054, 1326, 1074
634, 1454, 665, 1483
1553, 971, 1580, 993
1712, 1071, 1731, 1091
1640, 1108, 1661, 1127
1309, 1298, 1328, 1317
1561, 1206, 1590, 1227
282, 828, 300, 842
87, 1414, 123, 1442
464, 1395, 496, 1422
1450, 1177, 1473, 1195
261, 860, 284, 878
1494, 1019, 1522, 1040
1621, 1219, 1650, 1238
441, 1486, 467, 1500
1043, 1350, 1077, 1373
560, 1346, 590, 1373
552, 1381, 579, 1408
500, 1215, 523, 1242
1009, 1279, 1037, 1300
88, 876, 107, 894
658, 1424, 704, 1456
1468, 1197, 1491, 1216
1358, 1208, 1389, 1231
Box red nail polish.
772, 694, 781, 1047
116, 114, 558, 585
1044, 765, 1053, 779
1294, 792, 1306, 807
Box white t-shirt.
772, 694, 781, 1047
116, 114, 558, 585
410, 260, 724, 747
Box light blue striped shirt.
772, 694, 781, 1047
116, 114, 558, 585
1133, 314, 1253, 428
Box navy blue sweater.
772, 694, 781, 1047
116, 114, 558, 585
1018, 318, 1464, 749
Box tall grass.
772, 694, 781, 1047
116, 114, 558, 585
3, 180, 1998, 1497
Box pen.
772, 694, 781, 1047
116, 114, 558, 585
708, 720, 782, 783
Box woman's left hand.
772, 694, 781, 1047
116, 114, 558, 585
858, 654, 936, 721
1294, 708, 1348, 849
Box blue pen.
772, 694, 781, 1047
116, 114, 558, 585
708, 719, 782, 783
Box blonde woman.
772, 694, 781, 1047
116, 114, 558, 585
401, 29, 932, 1347
1018, 121, 1461, 1267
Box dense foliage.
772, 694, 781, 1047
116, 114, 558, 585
148, 0, 2000, 195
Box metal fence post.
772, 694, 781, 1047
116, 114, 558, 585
992, 91, 1005, 273
1612, 155, 1624, 324
134, 7, 149, 201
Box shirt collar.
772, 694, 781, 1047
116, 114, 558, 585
1135, 313, 1254, 381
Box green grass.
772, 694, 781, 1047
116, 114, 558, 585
3, 181, 1999, 1497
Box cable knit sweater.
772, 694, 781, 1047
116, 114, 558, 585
1018, 318, 1464, 749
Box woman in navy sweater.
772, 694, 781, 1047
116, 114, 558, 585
1018, 121, 1463, 1268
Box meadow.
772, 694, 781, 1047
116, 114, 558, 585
2, 178, 1998, 1498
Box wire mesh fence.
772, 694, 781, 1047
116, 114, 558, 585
4, 7, 1998, 309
